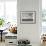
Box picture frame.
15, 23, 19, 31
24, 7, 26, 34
20, 11, 36, 24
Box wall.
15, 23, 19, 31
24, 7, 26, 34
17, 0, 42, 46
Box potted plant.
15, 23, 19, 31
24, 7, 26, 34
0, 18, 5, 27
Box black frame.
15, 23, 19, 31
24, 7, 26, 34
20, 11, 36, 24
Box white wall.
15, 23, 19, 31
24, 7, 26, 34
17, 0, 42, 46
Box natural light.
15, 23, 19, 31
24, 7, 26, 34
42, 0, 46, 33
0, 0, 17, 27
42, 0, 46, 9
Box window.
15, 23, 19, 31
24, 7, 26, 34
0, 1, 4, 18
0, 0, 17, 26
42, 0, 46, 33
42, 0, 46, 22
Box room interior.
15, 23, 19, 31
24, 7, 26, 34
0, 0, 46, 46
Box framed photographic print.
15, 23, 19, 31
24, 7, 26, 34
20, 11, 36, 24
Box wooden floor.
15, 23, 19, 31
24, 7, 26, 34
0, 41, 5, 46
0, 41, 46, 46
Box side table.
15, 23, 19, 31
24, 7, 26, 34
0, 30, 3, 42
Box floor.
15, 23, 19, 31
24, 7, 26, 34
0, 41, 5, 46
0, 41, 46, 46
